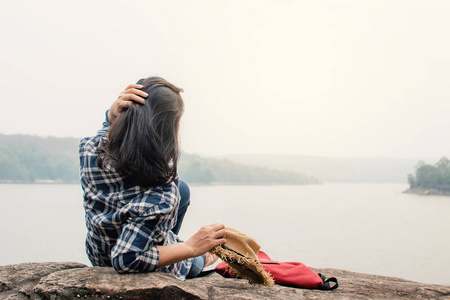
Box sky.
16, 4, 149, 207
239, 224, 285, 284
1, 0, 449, 160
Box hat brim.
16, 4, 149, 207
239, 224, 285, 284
211, 245, 274, 286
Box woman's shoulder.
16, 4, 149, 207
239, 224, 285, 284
79, 120, 110, 153
80, 134, 106, 152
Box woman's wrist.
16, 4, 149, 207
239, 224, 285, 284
107, 110, 117, 123
155, 242, 196, 268
179, 242, 196, 258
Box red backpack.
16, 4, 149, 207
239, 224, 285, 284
214, 251, 338, 290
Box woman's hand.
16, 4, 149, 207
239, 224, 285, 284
108, 84, 148, 122
185, 223, 227, 257
155, 223, 226, 269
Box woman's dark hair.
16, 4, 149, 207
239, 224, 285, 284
97, 76, 184, 188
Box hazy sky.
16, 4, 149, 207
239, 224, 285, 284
1, 0, 449, 160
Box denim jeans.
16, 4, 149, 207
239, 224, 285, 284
172, 180, 190, 235
186, 255, 206, 278
173, 180, 206, 278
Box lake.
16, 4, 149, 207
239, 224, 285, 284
1, 183, 449, 285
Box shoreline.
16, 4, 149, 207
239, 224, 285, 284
402, 188, 450, 196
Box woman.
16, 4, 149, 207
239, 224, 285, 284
79, 76, 226, 280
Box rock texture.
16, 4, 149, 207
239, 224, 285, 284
1, 262, 449, 299
0, 262, 87, 299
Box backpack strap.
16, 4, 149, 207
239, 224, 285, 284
317, 273, 339, 290
198, 268, 339, 291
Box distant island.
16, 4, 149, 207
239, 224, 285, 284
404, 157, 450, 196
0, 134, 317, 185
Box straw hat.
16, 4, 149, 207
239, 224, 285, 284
210, 227, 274, 286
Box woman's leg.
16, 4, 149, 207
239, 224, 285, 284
172, 180, 190, 235
186, 255, 206, 279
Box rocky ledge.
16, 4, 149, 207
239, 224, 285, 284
1, 262, 449, 299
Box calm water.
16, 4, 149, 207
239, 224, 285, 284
1, 183, 449, 285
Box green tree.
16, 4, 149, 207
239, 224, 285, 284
408, 156, 450, 192
407, 174, 416, 189
435, 157, 450, 192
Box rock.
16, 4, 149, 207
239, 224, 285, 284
34, 267, 205, 299
1, 262, 449, 299
0, 262, 87, 299
310, 268, 450, 300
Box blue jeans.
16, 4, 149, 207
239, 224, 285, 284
173, 180, 205, 278
172, 180, 190, 235
186, 255, 206, 278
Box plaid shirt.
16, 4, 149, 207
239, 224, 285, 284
79, 112, 193, 280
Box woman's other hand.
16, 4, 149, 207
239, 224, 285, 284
108, 84, 148, 122
185, 223, 227, 257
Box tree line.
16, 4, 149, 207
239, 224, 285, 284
407, 157, 450, 193
178, 153, 318, 184
0, 134, 79, 182
0, 134, 317, 185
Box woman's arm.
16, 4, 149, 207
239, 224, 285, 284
111, 222, 226, 272
110, 186, 226, 273
108, 84, 148, 122
156, 223, 226, 268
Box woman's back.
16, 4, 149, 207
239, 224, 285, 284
80, 77, 226, 281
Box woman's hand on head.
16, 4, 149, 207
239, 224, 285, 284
108, 84, 148, 122
185, 223, 227, 257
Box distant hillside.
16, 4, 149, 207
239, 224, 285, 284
0, 134, 80, 183
223, 154, 419, 183
178, 153, 317, 184
0, 134, 317, 185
